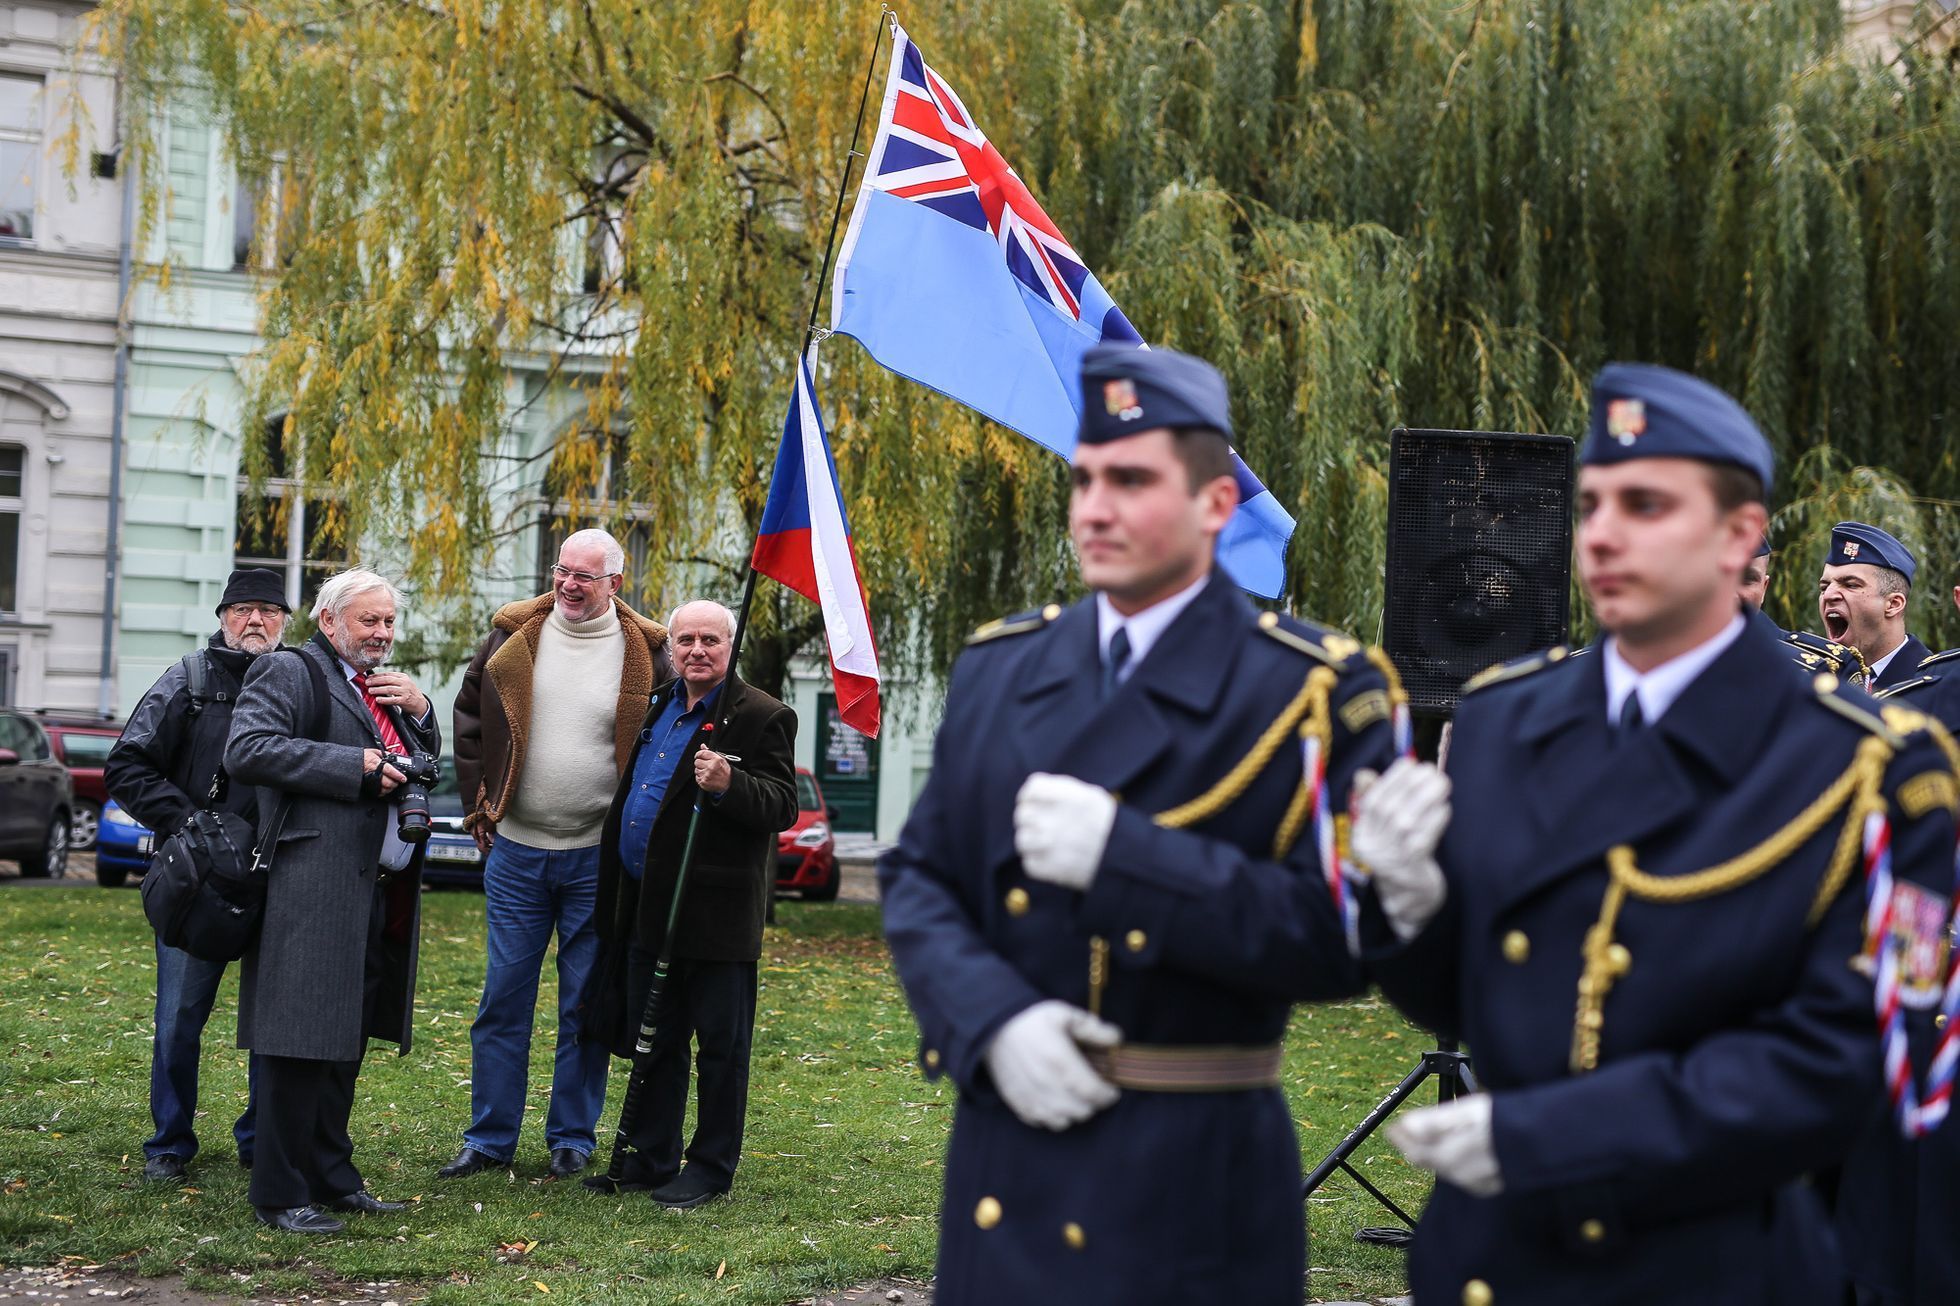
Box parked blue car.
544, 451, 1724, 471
95, 799, 154, 888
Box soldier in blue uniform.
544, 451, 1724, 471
877, 345, 1400, 1304
1838, 650, 1960, 1306
1350, 364, 1960, 1305
1820, 522, 1933, 691
1742, 535, 1868, 685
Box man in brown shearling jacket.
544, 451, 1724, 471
439, 529, 672, 1182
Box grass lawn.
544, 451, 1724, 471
0, 887, 1432, 1303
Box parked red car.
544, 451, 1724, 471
36, 712, 120, 851
775, 766, 839, 900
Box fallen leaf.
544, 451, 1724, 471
534, 1281, 550, 1294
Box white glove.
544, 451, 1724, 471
1014, 772, 1118, 891
983, 1000, 1123, 1131
1386, 1093, 1504, 1197
1350, 757, 1452, 940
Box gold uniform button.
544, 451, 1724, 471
1580, 1218, 1605, 1243
1462, 1279, 1494, 1306
1041, 603, 1063, 620
1939, 1014, 1949, 1030
1501, 931, 1530, 964
1005, 887, 1031, 916
923, 1048, 942, 1069
1547, 646, 1568, 662
1815, 672, 1839, 693
1258, 611, 1279, 630
1125, 929, 1148, 953
974, 1196, 1002, 1229
1606, 943, 1633, 975
1062, 1221, 1086, 1250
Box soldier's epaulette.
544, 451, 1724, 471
1874, 676, 1935, 701
1253, 611, 1364, 667
1811, 675, 1907, 747
1917, 647, 1960, 671
1462, 645, 1579, 696
966, 603, 1062, 646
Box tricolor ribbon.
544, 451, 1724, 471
1862, 809, 1960, 1138
1302, 735, 1360, 956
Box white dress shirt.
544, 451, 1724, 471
1602, 613, 1747, 728
1095, 573, 1210, 686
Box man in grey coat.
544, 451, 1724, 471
226, 567, 440, 1234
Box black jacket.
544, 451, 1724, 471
582, 673, 797, 1054
105, 632, 265, 831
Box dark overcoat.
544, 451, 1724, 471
1840, 648, 1960, 1305
582, 672, 798, 1057
878, 572, 1396, 1305
1365, 618, 1958, 1306
225, 635, 439, 1061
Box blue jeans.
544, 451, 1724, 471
147, 939, 258, 1162
462, 837, 612, 1161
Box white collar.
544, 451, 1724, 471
1095, 573, 1210, 683
1603, 613, 1747, 727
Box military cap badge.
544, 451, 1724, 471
1842, 540, 1860, 558
1103, 378, 1142, 422
1605, 398, 1646, 445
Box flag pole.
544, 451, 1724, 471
593, 7, 891, 1195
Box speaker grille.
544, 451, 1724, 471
1383, 428, 1574, 715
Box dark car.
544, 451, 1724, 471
775, 766, 838, 900
36, 712, 120, 850
0, 709, 73, 878
420, 758, 486, 888
95, 798, 154, 887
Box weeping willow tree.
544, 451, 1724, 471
89, 0, 1960, 686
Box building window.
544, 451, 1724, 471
535, 434, 655, 608
0, 73, 42, 241
231, 165, 302, 270
233, 419, 344, 611
0, 444, 21, 613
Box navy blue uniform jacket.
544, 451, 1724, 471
878, 572, 1396, 1304
1366, 617, 1958, 1306
1841, 648, 1960, 1306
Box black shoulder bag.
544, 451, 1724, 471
142, 648, 332, 962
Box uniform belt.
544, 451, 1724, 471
1082, 1043, 1284, 1092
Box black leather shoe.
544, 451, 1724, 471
254, 1205, 345, 1235
436, 1146, 504, 1179
327, 1189, 406, 1213
650, 1169, 727, 1210
143, 1153, 186, 1182
548, 1148, 588, 1178
581, 1169, 667, 1195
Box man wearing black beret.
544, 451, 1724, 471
106, 567, 292, 1182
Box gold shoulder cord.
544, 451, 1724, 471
1569, 735, 1893, 1073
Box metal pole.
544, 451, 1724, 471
98, 68, 137, 717
594, 7, 889, 1194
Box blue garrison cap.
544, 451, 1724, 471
1756, 535, 1773, 558
1582, 363, 1774, 497
1827, 521, 1916, 585
1077, 345, 1233, 446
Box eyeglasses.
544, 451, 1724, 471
552, 565, 618, 585
227, 603, 286, 619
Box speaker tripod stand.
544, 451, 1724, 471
1301, 1042, 1476, 1247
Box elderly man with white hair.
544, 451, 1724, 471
225, 567, 441, 1233
439, 529, 672, 1181
580, 598, 797, 1209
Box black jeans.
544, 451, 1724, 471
619, 946, 758, 1191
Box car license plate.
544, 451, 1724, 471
137, 834, 153, 855
428, 845, 482, 864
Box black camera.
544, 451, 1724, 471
382, 750, 442, 843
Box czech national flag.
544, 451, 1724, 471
752, 358, 882, 738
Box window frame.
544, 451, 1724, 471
0, 69, 44, 245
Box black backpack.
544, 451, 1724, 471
141, 647, 331, 963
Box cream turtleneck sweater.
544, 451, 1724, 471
498, 605, 626, 849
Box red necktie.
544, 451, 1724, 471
351, 672, 407, 753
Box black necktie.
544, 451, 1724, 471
1102, 627, 1132, 700
1618, 691, 1646, 735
